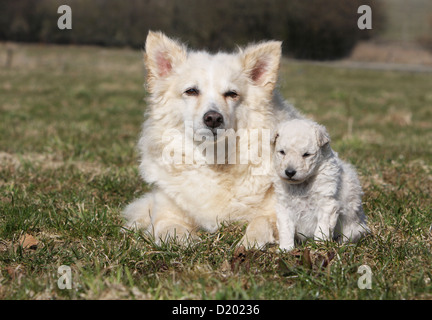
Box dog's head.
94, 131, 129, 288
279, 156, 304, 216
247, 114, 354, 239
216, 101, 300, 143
272, 119, 330, 184
144, 31, 281, 137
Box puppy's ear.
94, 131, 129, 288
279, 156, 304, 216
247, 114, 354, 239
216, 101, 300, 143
144, 31, 187, 86
315, 123, 331, 148
241, 41, 282, 91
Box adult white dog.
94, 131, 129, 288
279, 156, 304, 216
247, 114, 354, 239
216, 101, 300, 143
272, 119, 370, 251
123, 31, 301, 247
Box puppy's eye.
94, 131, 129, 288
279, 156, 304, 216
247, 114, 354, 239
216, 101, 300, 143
184, 88, 199, 96
303, 152, 312, 158
224, 90, 238, 99
279, 150, 286, 155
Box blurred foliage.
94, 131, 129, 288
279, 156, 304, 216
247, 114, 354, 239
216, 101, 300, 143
0, 0, 384, 60
283, 0, 385, 59
417, 14, 432, 52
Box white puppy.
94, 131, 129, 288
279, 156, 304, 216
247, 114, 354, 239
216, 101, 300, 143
272, 119, 369, 250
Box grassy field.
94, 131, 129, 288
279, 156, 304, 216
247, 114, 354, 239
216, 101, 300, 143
0, 43, 431, 300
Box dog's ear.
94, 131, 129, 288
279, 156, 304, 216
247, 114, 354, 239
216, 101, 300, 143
315, 123, 331, 148
271, 131, 279, 146
241, 41, 282, 91
144, 31, 187, 84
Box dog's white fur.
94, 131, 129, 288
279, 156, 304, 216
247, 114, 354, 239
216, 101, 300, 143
123, 31, 301, 247
272, 119, 369, 251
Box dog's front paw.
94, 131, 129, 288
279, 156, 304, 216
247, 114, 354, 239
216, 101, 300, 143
238, 235, 267, 249
154, 223, 198, 246
240, 216, 277, 249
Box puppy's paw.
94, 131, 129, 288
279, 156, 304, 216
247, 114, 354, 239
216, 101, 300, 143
313, 227, 332, 242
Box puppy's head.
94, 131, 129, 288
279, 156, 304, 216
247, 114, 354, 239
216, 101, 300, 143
144, 31, 282, 138
272, 119, 330, 184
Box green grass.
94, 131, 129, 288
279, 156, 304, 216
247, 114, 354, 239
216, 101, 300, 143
0, 43, 431, 300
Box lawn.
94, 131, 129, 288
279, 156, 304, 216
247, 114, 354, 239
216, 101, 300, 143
0, 43, 431, 300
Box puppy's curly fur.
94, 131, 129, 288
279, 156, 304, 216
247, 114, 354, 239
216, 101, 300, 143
272, 119, 370, 250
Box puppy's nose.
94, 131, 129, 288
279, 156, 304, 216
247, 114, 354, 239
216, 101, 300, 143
203, 111, 224, 129
285, 169, 297, 179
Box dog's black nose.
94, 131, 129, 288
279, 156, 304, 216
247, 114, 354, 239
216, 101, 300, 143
203, 111, 224, 129
285, 169, 297, 179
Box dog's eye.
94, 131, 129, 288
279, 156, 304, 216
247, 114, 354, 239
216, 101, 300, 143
279, 150, 286, 155
184, 88, 199, 96
303, 152, 312, 158
224, 90, 238, 99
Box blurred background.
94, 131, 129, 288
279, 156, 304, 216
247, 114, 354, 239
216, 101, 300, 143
0, 0, 431, 64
